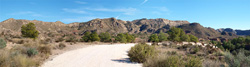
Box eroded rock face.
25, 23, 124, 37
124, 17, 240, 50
78, 18, 128, 35
217, 28, 250, 36
1, 18, 234, 39
77, 18, 190, 34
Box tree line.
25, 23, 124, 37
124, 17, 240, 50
81, 31, 135, 43
20, 23, 198, 43
149, 27, 199, 42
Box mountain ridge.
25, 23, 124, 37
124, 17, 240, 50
0, 18, 241, 40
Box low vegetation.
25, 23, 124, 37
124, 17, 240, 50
224, 50, 250, 67
128, 43, 156, 63
0, 50, 38, 67
0, 38, 6, 49
2, 21, 249, 67
27, 48, 38, 57
142, 45, 203, 67
0, 41, 53, 67
21, 23, 39, 39
99, 32, 111, 42
59, 43, 66, 49
148, 27, 198, 43
115, 33, 135, 43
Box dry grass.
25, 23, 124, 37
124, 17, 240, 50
0, 39, 54, 67
0, 49, 38, 67
202, 59, 225, 67
143, 44, 227, 67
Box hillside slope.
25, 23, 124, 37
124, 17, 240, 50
0, 18, 235, 39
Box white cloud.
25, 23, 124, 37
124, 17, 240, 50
151, 7, 171, 15
61, 17, 107, 23
62, 8, 88, 14
85, 7, 138, 15
115, 14, 121, 19
140, 0, 148, 5
74, 1, 87, 4
10, 11, 44, 17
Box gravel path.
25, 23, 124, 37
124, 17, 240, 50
42, 43, 142, 67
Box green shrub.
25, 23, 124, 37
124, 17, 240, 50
81, 31, 91, 42
189, 35, 199, 42
180, 34, 190, 42
99, 32, 111, 42
225, 51, 250, 67
128, 43, 156, 63
27, 48, 38, 57
21, 23, 39, 39
115, 33, 127, 43
158, 32, 168, 42
149, 34, 159, 42
185, 57, 202, 67
90, 32, 100, 41
168, 27, 183, 42
59, 43, 66, 49
0, 38, 6, 49
81, 32, 100, 42
125, 33, 135, 43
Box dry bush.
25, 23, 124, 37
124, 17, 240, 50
0, 50, 10, 67
202, 59, 225, 67
143, 55, 184, 67
55, 37, 64, 42
38, 45, 52, 55
177, 44, 192, 50
59, 43, 66, 49
189, 45, 201, 54
12, 54, 38, 67
40, 38, 53, 44
0, 49, 38, 67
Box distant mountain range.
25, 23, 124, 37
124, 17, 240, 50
217, 28, 250, 36
0, 18, 247, 40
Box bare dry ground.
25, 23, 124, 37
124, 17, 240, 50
41, 43, 142, 67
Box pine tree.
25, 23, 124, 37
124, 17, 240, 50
21, 23, 39, 38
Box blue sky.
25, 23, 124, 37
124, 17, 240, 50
0, 0, 249, 30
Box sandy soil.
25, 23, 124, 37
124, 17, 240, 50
41, 43, 142, 67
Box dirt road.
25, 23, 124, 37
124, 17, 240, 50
42, 43, 142, 67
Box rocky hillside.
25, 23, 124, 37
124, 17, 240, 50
77, 18, 190, 34
0, 18, 236, 40
0, 18, 79, 39
217, 28, 250, 36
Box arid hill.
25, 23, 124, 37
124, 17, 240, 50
217, 28, 250, 36
0, 18, 79, 39
0, 18, 236, 40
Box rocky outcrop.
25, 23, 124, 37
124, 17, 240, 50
0, 18, 238, 39
77, 18, 190, 34
217, 28, 250, 36
235, 30, 250, 36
